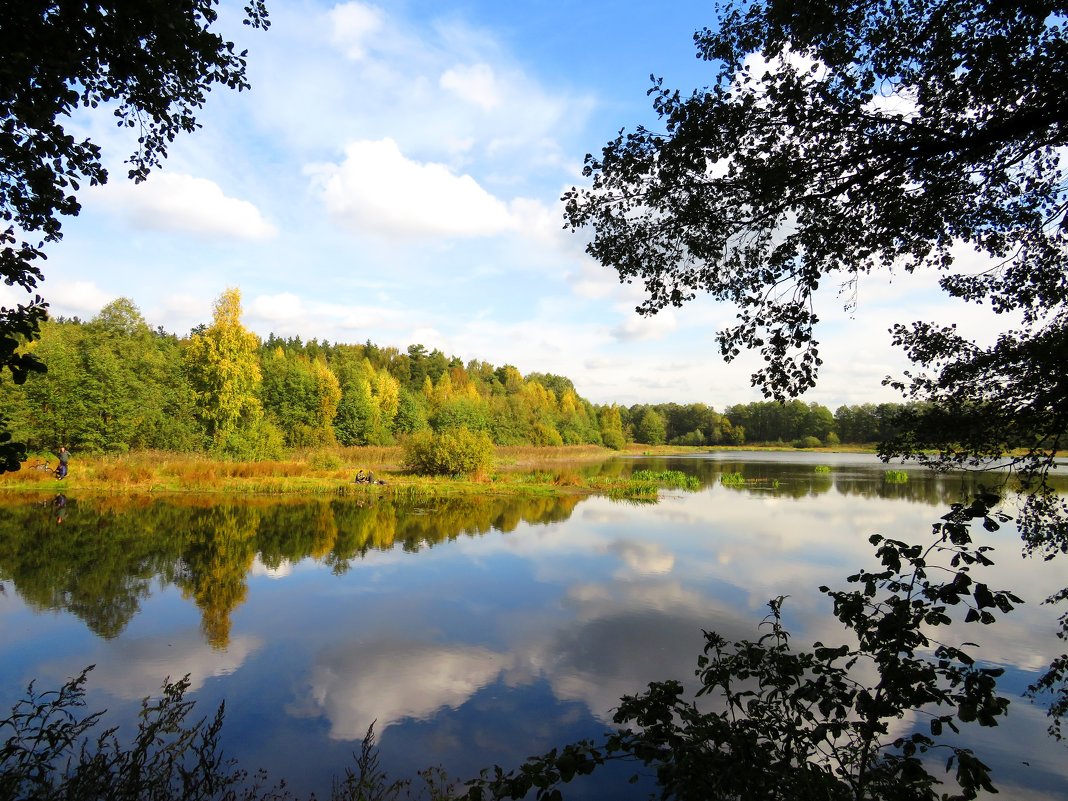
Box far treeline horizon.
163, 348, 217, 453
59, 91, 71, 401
0, 289, 916, 458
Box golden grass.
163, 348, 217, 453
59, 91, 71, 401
0, 445, 619, 499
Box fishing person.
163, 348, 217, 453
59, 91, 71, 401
54, 446, 70, 479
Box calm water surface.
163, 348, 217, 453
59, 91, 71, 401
1, 453, 1066, 799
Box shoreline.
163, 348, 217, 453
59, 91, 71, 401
0, 443, 878, 499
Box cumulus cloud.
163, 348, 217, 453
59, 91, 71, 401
610, 309, 678, 342
307, 138, 519, 239
439, 63, 502, 110
245, 292, 416, 338
328, 2, 384, 60
608, 539, 675, 575
21, 280, 115, 318
291, 640, 510, 738
96, 173, 276, 241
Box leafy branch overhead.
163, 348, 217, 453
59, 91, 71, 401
564, 0, 1067, 404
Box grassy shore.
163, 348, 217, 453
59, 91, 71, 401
0, 445, 632, 498
0, 443, 878, 499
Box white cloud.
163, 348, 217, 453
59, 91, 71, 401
245, 293, 415, 338
328, 2, 384, 60
610, 309, 678, 342
608, 539, 675, 575
291, 640, 510, 738
307, 138, 518, 239
251, 556, 293, 579
39, 281, 116, 317
95, 173, 277, 241
440, 63, 502, 110
38, 631, 262, 700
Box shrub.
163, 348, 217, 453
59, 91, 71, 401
309, 450, 344, 470
601, 429, 625, 450
669, 429, 705, 446
824, 431, 841, 446
793, 435, 823, 449
216, 418, 284, 461
402, 427, 495, 477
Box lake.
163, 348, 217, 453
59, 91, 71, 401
1, 452, 1066, 799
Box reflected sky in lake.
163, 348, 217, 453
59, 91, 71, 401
1, 453, 1066, 799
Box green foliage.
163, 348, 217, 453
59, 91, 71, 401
464, 495, 1018, 800
434, 398, 490, 433
633, 409, 667, 445
719, 472, 745, 486
884, 470, 909, 484
814, 465, 832, 474
726, 401, 835, 444
216, 417, 285, 462
2, 300, 612, 457
261, 349, 342, 447
794, 435, 823, 449
598, 406, 625, 450
668, 428, 705, 447
402, 427, 495, 477
835, 404, 909, 444
630, 469, 700, 491
6, 303, 205, 453
393, 389, 430, 436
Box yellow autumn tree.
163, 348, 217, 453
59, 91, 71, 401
185, 288, 278, 457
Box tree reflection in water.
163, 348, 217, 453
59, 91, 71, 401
0, 493, 583, 645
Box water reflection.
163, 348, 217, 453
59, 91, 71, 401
1, 455, 1065, 799
0, 494, 583, 647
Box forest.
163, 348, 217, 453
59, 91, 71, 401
0, 289, 917, 459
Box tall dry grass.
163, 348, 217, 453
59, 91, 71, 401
0, 444, 626, 498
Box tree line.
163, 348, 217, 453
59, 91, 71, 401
618, 399, 915, 448
0, 289, 922, 458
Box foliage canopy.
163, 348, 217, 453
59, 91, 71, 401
564, 0, 1067, 467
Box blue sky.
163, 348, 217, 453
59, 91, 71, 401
4, 0, 1010, 408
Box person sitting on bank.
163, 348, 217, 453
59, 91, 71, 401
54, 446, 70, 479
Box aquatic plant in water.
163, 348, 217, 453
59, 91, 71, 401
630, 469, 701, 491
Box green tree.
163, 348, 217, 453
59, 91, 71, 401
185, 288, 264, 448
261, 348, 341, 447
0, 1, 269, 470
393, 387, 430, 435
598, 405, 625, 450
634, 408, 667, 445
